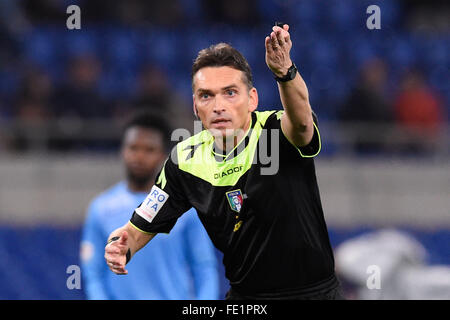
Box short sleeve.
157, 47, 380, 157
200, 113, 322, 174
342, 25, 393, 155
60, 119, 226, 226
266, 110, 321, 158
298, 112, 321, 158
129, 154, 191, 234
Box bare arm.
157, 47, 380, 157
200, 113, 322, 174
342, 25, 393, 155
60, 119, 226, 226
265, 24, 314, 147
104, 222, 155, 275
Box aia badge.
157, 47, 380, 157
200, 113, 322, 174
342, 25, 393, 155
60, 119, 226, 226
226, 189, 243, 213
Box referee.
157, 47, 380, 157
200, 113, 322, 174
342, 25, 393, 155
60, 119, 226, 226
105, 24, 343, 300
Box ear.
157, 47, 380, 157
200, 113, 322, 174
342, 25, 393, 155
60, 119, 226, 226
192, 94, 198, 118
248, 87, 258, 112
120, 143, 127, 162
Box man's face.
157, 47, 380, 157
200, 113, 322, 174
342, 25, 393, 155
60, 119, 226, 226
121, 127, 166, 187
193, 66, 258, 139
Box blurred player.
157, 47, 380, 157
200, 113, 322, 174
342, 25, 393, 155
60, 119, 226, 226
81, 111, 219, 299
335, 229, 450, 300
105, 24, 343, 299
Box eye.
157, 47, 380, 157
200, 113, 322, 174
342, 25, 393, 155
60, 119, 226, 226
145, 146, 156, 153
200, 93, 210, 99
128, 145, 137, 151
226, 89, 236, 96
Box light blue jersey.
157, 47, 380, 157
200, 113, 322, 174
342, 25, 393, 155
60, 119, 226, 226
80, 181, 219, 300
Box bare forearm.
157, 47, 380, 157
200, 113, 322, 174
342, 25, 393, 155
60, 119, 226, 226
278, 72, 313, 131
265, 24, 314, 147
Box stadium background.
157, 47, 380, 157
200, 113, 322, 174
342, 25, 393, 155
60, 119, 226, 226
0, 0, 448, 299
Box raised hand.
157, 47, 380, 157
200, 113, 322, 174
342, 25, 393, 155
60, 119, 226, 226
265, 24, 293, 78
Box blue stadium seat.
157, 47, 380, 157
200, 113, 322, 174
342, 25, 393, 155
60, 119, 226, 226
0, 70, 20, 98
229, 29, 259, 68
421, 37, 449, 69
289, 0, 321, 29
63, 28, 100, 59
0, 226, 85, 299
346, 36, 379, 67
252, 73, 280, 110
172, 72, 193, 101
21, 29, 63, 79
102, 29, 141, 73
384, 34, 418, 69
429, 66, 449, 105
98, 69, 136, 100
326, 0, 359, 32
257, 0, 287, 23
141, 29, 183, 70
22, 29, 57, 65
306, 38, 339, 68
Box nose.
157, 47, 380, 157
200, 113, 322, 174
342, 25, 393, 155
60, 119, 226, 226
131, 148, 148, 164
212, 96, 226, 114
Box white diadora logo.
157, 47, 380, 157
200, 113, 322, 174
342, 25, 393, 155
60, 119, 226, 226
136, 185, 169, 223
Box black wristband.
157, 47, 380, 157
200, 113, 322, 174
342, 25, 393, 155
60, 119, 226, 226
126, 248, 131, 264
273, 63, 298, 82
107, 236, 120, 244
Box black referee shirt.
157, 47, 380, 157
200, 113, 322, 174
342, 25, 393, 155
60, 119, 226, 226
130, 110, 338, 297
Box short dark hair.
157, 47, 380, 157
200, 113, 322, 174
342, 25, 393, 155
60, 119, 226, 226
191, 43, 253, 91
122, 110, 172, 151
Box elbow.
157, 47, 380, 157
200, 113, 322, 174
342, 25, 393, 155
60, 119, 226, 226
292, 116, 313, 133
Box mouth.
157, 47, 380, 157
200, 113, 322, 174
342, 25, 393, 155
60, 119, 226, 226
128, 164, 149, 174
210, 118, 231, 127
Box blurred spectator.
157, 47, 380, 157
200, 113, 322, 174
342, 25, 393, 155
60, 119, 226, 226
21, 0, 66, 24
201, 0, 261, 26
11, 99, 51, 151
124, 0, 185, 27
48, 54, 107, 151
52, 54, 105, 119
338, 58, 394, 154
132, 64, 194, 133
17, 67, 54, 110
393, 68, 445, 154
9, 67, 54, 151
80, 0, 185, 27
0, 101, 13, 151
15, 99, 52, 123
404, 0, 450, 34
335, 229, 450, 300
0, 0, 29, 65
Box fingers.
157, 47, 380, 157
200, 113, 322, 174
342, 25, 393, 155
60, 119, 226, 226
109, 262, 128, 275
104, 249, 124, 265
112, 262, 128, 275
270, 31, 282, 48
265, 36, 274, 54
105, 246, 120, 255
105, 251, 128, 274
271, 25, 291, 47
